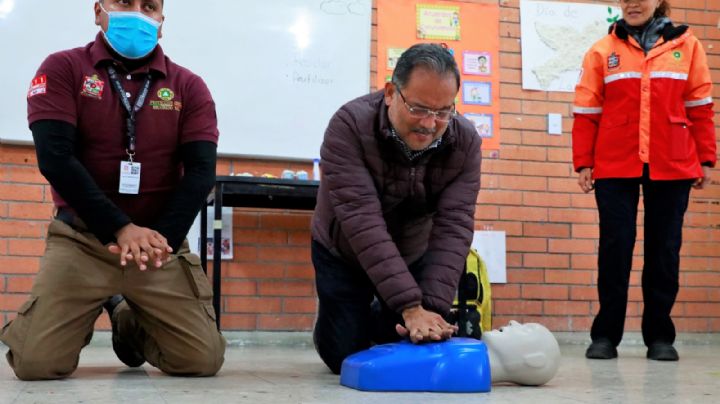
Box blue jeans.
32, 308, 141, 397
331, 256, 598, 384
311, 240, 427, 374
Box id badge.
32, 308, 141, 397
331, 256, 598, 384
119, 161, 141, 194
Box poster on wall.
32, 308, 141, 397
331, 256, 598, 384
464, 113, 493, 138
520, 0, 620, 92
463, 51, 491, 75
462, 81, 491, 106
377, 0, 501, 150
387, 47, 406, 69
416, 4, 461, 40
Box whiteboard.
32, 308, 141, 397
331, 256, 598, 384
0, 0, 372, 160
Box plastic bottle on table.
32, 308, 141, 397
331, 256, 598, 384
313, 158, 321, 181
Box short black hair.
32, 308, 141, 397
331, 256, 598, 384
392, 43, 460, 91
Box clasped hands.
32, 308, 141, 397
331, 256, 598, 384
107, 223, 173, 270
396, 305, 458, 344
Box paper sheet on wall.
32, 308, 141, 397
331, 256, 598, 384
471, 231, 506, 284
187, 207, 234, 260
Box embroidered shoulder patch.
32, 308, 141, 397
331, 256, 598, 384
27, 74, 47, 98
607, 52, 620, 70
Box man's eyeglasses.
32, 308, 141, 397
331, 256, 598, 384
395, 85, 455, 122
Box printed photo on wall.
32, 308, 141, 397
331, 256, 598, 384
464, 113, 494, 138
462, 81, 492, 106
416, 4, 461, 40
387, 47, 406, 69
463, 51, 491, 75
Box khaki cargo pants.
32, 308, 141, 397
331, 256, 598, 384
0, 219, 226, 380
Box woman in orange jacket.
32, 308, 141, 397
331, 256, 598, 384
572, 0, 716, 361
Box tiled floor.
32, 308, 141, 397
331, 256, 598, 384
1, 332, 719, 404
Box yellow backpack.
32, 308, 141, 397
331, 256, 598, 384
450, 248, 492, 338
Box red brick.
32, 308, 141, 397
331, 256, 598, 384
523, 253, 569, 269
521, 100, 569, 116
494, 300, 542, 315
570, 286, 597, 301
224, 262, 284, 279
282, 297, 317, 314
232, 211, 260, 228
547, 177, 580, 193
523, 191, 569, 207
549, 239, 596, 254
7, 239, 46, 256
522, 284, 568, 300
259, 213, 311, 229
5, 276, 35, 293
221, 280, 257, 296
547, 147, 573, 163
498, 175, 547, 191
523, 223, 569, 238
288, 231, 311, 246
685, 303, 720, 317
0, 184, 44, 202
0, 257, 41, 274
230, 246, 258, 262
257, 314, 314, 331
226, 297, 282, 313
545, 269, 593, 285
520, 131, 569, 147
220, 314, 257, 330
488, 221, 523, 236
285, 264, 315, 280
507, 268, 544, 283
571, 254, 597, 270
543, 301, 591, 316
475, 205, 499, 220
570, 193, 596, 209
548, 208, 597, 224
482, 159, 522, 175
258, 281, 314, 297
0, 165, 46, 184
234, 229, 287, 245
0, 146, 37, 165
0, 293, 29, 311
498, 144, 547, 161
491, 284, 521, 299
0, 277, 5, 292
500, 206, 548, 222
506, 237, 546, 253
478, 190, 522, 205
257, 246, 310, 263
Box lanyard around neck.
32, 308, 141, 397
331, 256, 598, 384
106, 65, 153, 160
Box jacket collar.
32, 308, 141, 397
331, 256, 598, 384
611, 18, 688, 43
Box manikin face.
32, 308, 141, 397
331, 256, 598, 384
619, 0, 662, 27
483, 321, 561, 385
384, 67, 457, 151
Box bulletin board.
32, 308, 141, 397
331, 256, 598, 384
377, 0, 501, 150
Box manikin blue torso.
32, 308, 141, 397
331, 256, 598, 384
340, 338, 491, 393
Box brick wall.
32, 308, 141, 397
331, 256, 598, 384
1, 0, 719, 332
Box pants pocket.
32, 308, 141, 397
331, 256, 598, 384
0, 296, 39, 354
178, 253, 213, 302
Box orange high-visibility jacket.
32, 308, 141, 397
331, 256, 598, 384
572, 23, 716, 180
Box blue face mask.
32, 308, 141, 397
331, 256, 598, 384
100, 4, 161, 59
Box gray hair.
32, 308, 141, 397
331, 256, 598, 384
392, 44, 460, 90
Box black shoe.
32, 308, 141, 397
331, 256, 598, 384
585, 338, 618, 359
647, 343, 679, 361
104, 295, 146, 368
